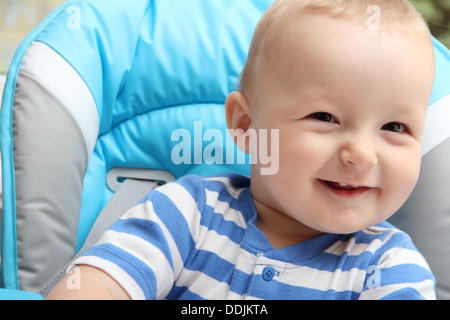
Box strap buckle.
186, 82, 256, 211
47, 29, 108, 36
106, 167, 175, 192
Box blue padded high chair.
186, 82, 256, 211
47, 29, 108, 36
0, 0, 272, 299
1, 0, 450, 300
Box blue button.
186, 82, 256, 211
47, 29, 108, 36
262, 267, 275, 281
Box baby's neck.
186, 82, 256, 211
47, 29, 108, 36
253, 198, 324, 249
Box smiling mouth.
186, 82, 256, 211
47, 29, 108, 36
319, 179, 373, 197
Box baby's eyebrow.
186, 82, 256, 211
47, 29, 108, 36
388, 103, 427, 115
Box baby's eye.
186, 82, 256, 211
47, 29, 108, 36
309, 112, 337, 123
381, 122, 408, 133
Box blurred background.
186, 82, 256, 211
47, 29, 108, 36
411, 0, 450, 48
0, 0, 65, 74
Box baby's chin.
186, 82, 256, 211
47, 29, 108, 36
311, 218, 389, 236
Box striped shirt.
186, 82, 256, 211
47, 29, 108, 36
73, 173, 436, 300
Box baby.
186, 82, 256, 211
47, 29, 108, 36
48, 0, 436, 299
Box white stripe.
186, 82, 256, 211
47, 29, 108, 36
121, 201, 184, 278
233, 249, 259, 276
19, 42, 99, 157
263, 262, 366, 293
175, 269, 231, 299
255, 256, 366, 292
422, 95, 450, 156
227, 290, 246, 300
324, 237, 369, 256
325, 227, 398, 256
378, 247, 432, 270
98, 230, 174, 299
205, 189, 247, 228
156, 182, 203, 241
196, 225, 243, 266
362, 225, 398, 235
358, 279, 436, 300
71, 256, 146, 300
204, 176, 247, 199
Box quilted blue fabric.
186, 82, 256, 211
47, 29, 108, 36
33, 0, 272, 250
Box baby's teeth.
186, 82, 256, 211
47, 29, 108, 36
338, 182, 361, 189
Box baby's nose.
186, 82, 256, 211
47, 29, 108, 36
340, 139, 378, 169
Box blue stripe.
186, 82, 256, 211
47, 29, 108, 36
316, 251, 376, 272
109, 218, 174, 272
201, 204, 246, 245
209, 188, 245, 215
246, 278, 360, 300
379, 288, 426, 300
184, 249, 235, 284
166, 268, 252, 299
205, 173, 251, 189
182, 248, 255, 297
147, 189, 197, 262
228, 268, 252, 296
235, 189, 260, 225
167, 286, 206, 300
379, 264, 435, 286
177, 174, 252, 222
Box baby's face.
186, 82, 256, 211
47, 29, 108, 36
249, 15, 435, 236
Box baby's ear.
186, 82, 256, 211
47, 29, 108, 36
225, 91, 253, 154
225, 91, 251, 131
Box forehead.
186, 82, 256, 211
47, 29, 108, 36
270, 14, 429, 69
256, 14, 434, 108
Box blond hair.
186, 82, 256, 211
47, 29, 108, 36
238, 0, 430, 94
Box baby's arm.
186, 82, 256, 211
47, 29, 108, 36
46, 265, 131, 300
47, 176, 206, 300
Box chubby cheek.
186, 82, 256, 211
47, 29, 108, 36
278, 130, 329, 171
380, 150, 421, 216
266, 132, 328, 199
251, 130, 319, 189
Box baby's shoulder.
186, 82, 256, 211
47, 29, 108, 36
349, 221, 419, 256
152, 173, 251, 212
165, 173, 250, 192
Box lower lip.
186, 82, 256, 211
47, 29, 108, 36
318, 180, 372, 199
